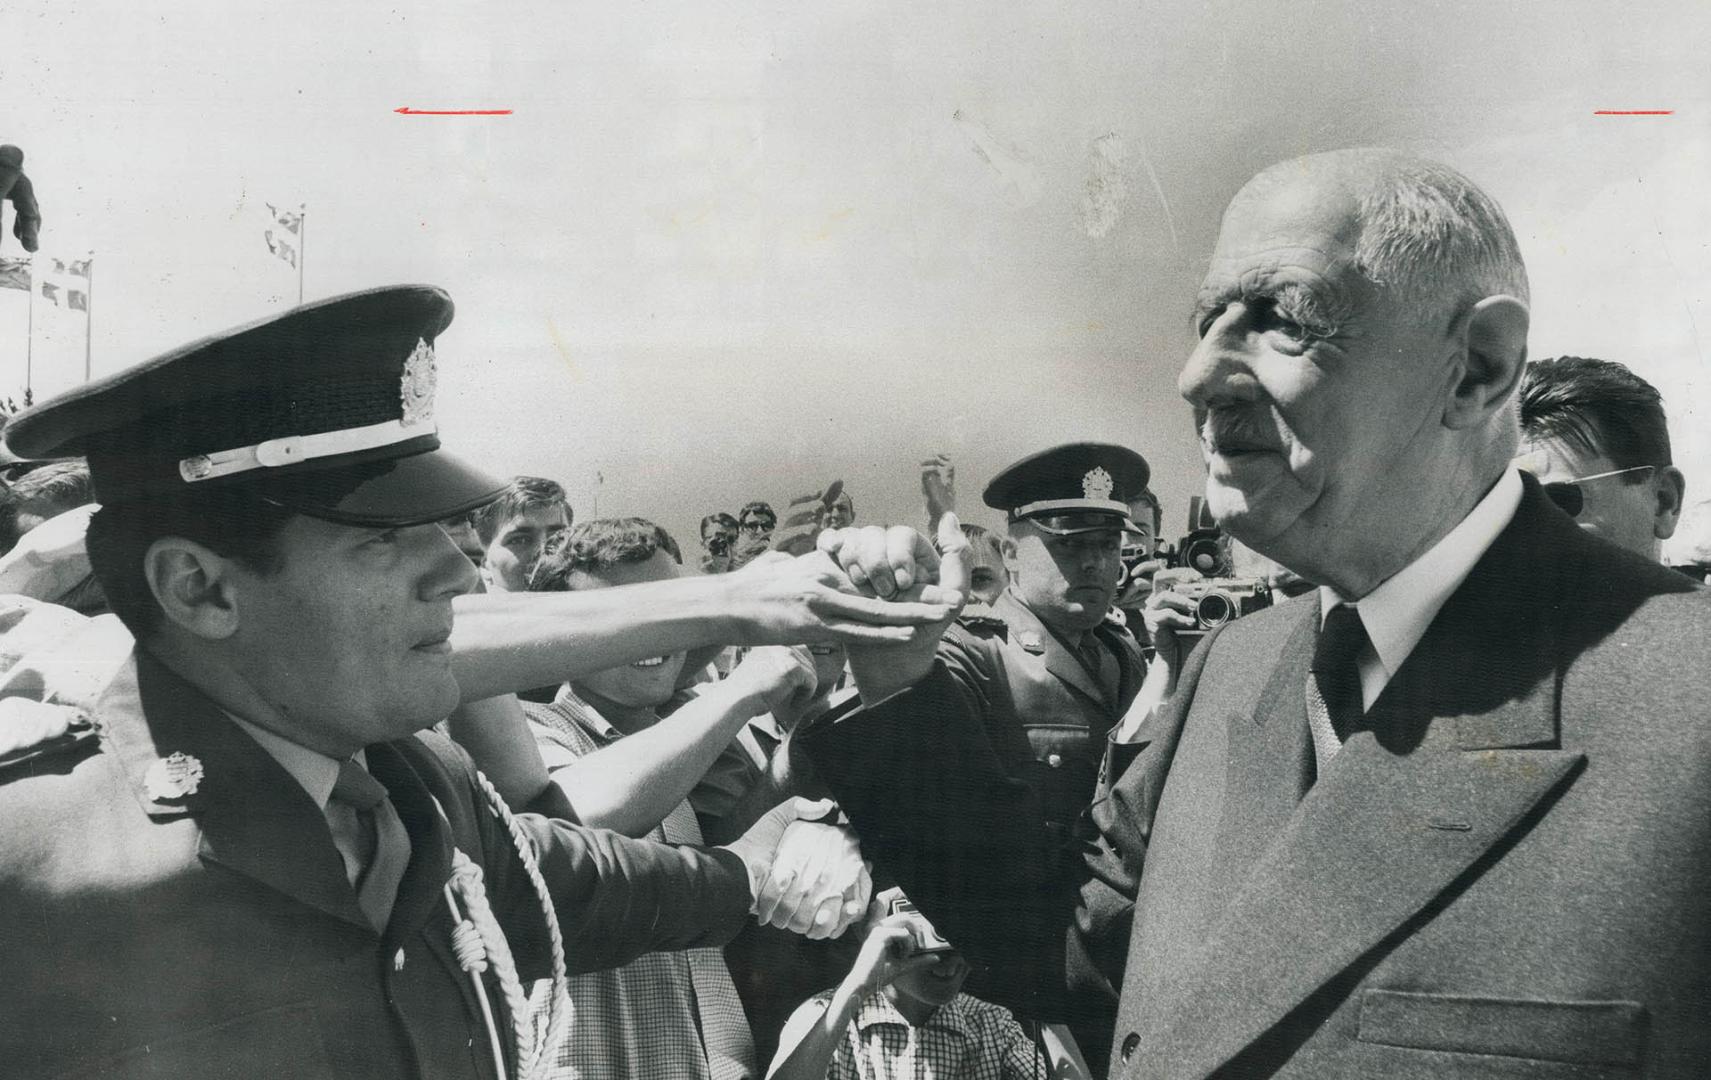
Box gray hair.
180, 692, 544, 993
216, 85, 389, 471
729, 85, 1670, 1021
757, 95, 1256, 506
1351, 155, 1530, 320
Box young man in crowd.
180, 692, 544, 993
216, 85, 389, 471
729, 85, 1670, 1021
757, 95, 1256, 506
768, 890, 1048, 1080
473, 474, 571, 592
1516, 355, 1687, 562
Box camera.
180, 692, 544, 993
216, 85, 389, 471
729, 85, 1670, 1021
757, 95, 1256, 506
706, 534, 731, 557
1159, 496, 1272, 636
1170, 577, 1273, 638
882, 890, 955, 954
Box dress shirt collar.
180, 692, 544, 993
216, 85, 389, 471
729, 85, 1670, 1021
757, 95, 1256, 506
551, 684, 624, 742
1319, 467, 1523, 703
226, 713, 351, 811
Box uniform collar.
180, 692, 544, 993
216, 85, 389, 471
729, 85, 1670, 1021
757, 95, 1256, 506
548, 684, 624, 742
1320, 468, 1523, 702
226, 714, 347, 811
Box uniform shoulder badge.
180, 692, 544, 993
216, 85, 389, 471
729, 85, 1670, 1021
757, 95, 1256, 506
143, 751, 205, 801
1016, 628, 1046, 654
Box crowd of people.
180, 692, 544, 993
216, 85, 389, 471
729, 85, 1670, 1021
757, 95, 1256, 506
0, 146, 1708, 1080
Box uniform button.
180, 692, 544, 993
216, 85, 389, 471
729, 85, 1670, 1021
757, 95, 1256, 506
1121, 1032, 1140, 1062
1046, 753, 1063, 768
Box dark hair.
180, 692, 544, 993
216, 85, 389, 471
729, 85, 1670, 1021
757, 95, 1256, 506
1130, 487, 1163, 533
700, 512, 738, 537
1519, 357, 1672, 475
528, 516, 682, 591
737, 501, 776, 529
85, 490, 297, 638
472, 475, 568, 545
0, 459, 95, 554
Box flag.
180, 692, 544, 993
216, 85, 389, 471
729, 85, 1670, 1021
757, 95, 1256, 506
263, 201, 303, 269
35, 254, 91, 311
0, 256, 27, 291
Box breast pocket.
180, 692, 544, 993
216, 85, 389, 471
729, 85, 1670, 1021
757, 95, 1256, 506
61, 1002, 336, 1080
1357, 989, 1645, 1076
1023, 723, 1099, 834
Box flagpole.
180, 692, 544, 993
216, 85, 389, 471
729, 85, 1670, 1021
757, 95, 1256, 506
83, 252, 94, 382
297, 203, 306, 305
24, 259, 33, 399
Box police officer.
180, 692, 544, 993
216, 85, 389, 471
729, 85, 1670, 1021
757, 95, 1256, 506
0, 286, 862, 1080
921, 442, 1151, 1073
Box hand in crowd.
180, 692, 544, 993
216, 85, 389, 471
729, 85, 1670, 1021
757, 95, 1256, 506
816, 513, 972, 704
844, 913, 943, 996
724, 645, 820, 723
920, 454, 956, 523
721, 547, 959, 647
0, 697, 89, 760
726, 797, 871, 940
1143, 567, 1203, 678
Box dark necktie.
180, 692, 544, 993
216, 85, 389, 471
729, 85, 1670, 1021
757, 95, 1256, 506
1305, 604, 1370, 773
330, 760, 409, 932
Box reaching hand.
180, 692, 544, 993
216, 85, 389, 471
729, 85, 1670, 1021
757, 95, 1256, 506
724, 645, 819, 721
845, 915, 941, 996
1144, 567, 1202, 678
720, 549, 958, 648
822, 514, 972, 705
725, 798, 871, 940
920, 454, 957, 523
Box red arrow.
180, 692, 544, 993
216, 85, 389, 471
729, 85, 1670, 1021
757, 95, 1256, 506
394, 107, 513, 116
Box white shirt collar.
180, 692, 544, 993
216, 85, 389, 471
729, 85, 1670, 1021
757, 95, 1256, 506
226, 714, 350, 811
1319, 467, 1524, 707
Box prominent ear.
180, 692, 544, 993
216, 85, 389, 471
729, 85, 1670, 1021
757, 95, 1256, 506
143, 537, 242, 640
1443, 295, 1530, 431
1653, 466, 1687, 541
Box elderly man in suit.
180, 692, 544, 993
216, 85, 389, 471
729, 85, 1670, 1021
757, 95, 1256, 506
801, 148, 1711, 1078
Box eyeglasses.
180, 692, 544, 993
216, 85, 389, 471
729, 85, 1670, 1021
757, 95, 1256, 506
1541, 465, 1654, 518
739, 519, 772, 532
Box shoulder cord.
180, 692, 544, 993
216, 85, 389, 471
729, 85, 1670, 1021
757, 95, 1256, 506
441, 769, 572, 1080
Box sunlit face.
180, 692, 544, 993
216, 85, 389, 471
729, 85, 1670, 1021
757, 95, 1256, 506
225, 517, 478, 757
481, 504, 569, 592
824, 493, 856, 530
1007, 523, 1123, 633
965, 533, 1009, 606
567, 551, 690, 708
1517, 435, 1666, 559
1178, 174, 1455, 571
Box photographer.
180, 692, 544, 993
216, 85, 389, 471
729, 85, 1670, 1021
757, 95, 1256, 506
767, 890, 1050, 1080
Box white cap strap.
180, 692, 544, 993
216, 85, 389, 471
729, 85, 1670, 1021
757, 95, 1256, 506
1011, 497, 1132, 518
178, 417, 435, 483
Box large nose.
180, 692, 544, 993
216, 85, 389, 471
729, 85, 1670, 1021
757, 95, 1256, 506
421, 523, 482, 600
1178, 303, 1259, 409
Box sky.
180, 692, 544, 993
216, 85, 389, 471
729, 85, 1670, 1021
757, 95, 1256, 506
3, 1, 1708, 557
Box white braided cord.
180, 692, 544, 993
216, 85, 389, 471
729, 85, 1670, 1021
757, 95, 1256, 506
470, 767, 571, 1080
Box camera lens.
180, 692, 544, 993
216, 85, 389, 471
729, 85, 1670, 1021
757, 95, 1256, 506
1195, 590, 1236, 628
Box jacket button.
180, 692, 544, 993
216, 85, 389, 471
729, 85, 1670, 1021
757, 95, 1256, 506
1121, 1032, 1140, 1062
1046, 753, 1063, 768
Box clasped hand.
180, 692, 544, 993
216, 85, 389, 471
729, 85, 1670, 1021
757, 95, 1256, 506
725, 797, 872, 940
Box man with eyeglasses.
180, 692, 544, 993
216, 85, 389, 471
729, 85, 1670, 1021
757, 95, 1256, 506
1516, 356, 1687, 562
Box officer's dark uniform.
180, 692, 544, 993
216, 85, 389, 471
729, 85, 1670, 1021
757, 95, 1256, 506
0, 288, 756, 1079
926, 443, 1151, 1074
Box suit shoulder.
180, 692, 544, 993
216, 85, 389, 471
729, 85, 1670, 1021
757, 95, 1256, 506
952, 601, 1010, 641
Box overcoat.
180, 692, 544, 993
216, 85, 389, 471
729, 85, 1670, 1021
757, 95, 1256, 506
806, 476, 1711, 1078
0, 616, 752, 1080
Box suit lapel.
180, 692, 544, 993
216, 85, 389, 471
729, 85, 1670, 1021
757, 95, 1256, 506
367, 739, 455, 943
1147, 482, 1588, 1078
110, 650, 370, 929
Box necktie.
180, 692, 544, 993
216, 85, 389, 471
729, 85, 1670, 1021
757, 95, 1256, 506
330, 760, 410, 932
1305, 604, 1370, 775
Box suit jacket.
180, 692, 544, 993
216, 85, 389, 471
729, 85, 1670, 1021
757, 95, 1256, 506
804, 477, 1711, 1079
0, 634, 753, 1080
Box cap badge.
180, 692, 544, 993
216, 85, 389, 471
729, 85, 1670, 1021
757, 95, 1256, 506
144, 751, 205, 801
400, 338, 437, 425
1082, 466, 1115, 501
